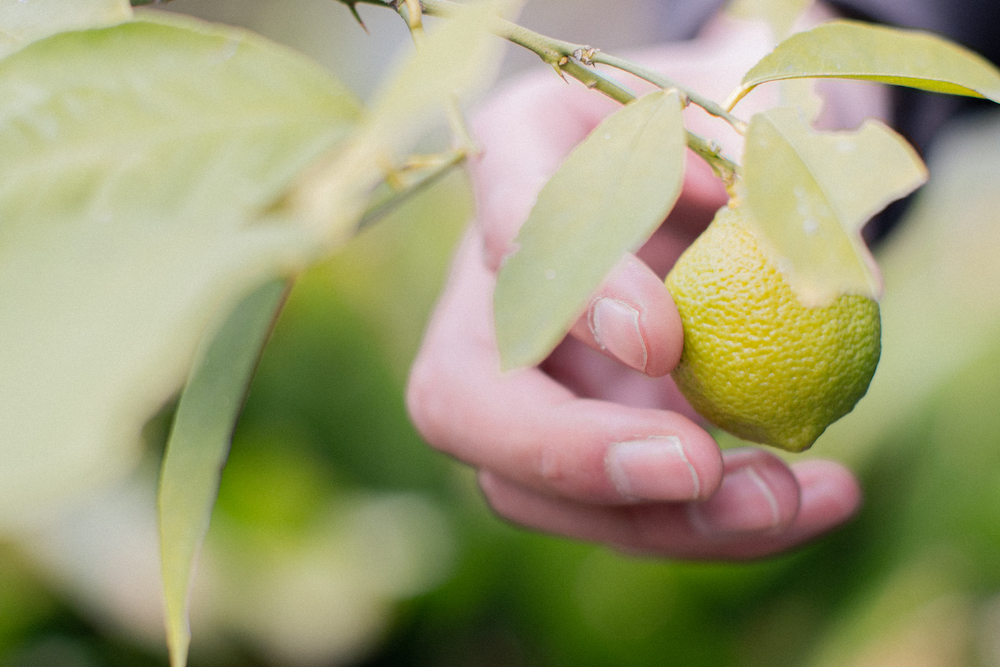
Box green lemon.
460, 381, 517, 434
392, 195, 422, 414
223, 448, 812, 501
665, 202, 881, 452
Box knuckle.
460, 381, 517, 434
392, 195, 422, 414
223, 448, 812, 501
537, 446, 564, 485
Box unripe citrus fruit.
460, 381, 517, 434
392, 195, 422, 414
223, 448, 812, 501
665, 202, 880, 452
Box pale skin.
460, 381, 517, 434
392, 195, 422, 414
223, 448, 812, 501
407, 8, 888, 559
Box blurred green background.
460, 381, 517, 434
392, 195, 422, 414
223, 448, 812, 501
3, 2, 1000, 666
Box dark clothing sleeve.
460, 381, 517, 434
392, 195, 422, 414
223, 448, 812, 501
832, 0, 1000, 150
834, 0, 1000, 63
829, 0, 1000, 238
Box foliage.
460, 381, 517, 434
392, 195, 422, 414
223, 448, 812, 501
1, 0, 1000, 665
741, 109, 925, 306
494, 90, 686, 369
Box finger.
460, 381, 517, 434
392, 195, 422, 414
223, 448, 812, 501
479, 448, 799, 549
780, 458, 863, 545
695, 458, 861, 559
566, 253, 683, 378
407, 231, 723, 504
478, 449, 860, 560
539, 336, 700, 420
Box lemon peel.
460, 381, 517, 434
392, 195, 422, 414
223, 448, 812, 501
665, 202, 881, 452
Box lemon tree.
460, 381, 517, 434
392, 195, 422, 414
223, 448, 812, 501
3, 0, 1000, 664
0, 2, 503, 665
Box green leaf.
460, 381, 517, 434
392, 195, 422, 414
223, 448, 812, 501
821, 112, 1000, 464
726, 0, 811, 38
159, 278, 288, 667
366, 0, 510, 154
285, 0, 510, 246
495, 90, 686, 370
742, 107, 927, 305
730, 20, 1000, 109
0, 0, 132, 59
0, 13, 361, 528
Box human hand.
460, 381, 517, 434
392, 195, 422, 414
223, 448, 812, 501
407, 11, 879, 559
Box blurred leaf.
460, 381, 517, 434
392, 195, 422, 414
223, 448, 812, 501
366, 0, 510, 155
324, 167, 474, 379
777, 78, 824, 123
0, 12, 361, 528
159, 279, 288, 667
742, 108, 926, 305
284, 0, 508, 245
820, 112, 1000, 465
805, 552, 973, 667
726, 0, 810, 38
0, 0, 132, 59
495, 90, 686, 370
231, 175, 471, 499
730, 20, 1000, 109
911, 345, 1000, 577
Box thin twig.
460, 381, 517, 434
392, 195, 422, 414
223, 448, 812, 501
358, 150, 468, 229
418, 0, 747, 133
370, 0, 741, 179
591, 52, 748, 133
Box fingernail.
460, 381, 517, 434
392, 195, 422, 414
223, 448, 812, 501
688, 466, 781, 537
589, 298, 648, 372
605, 436, 701, 501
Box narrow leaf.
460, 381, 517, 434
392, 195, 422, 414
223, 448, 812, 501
823, 113, 1000, 460
730, 20, 1000, 109
283, 1, 511, 246
0, 0, 132, 59
366, 0, 511, 156
159, 278, 288, 667
495, 90, 686, 369
742, 107, 927, 305
0, 13, 360, 528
